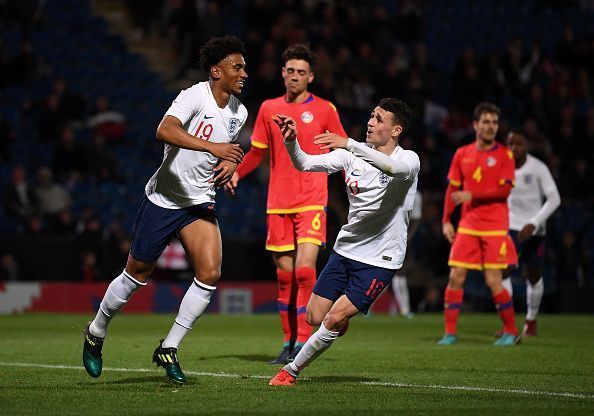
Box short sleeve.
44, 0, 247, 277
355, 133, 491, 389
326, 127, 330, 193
165, 85, 204, 125
250, 102, 270, 149
324, 101, 348, 137
499, 148, 516, 186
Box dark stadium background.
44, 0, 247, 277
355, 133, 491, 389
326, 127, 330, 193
1, 0, 593, 312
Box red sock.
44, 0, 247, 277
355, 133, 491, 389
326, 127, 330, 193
493, 289, 518, 336
444, 287, 464, 335
276, 269, 294, 344
295, 266, 316, 344
288, 273, 298, 343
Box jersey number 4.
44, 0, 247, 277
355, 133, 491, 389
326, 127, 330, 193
472, 166, 482, 183
194, 121, 213, 141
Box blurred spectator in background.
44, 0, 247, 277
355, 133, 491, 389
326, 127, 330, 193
51, 78, 87, 122
49, 208, 77, 235
24, 214, 44, 235
0, 254, 20, 281
4, 166, 39, 221
87, 96, 127, 145
52, 125, 85, 182
80, 249, 101, 282
83, 133, 120, 181
34, 166, 72, 219
76, 207, 104, 257
37, 92, 70, 144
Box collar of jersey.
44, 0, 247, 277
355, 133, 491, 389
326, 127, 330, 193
284, 93, 314, 104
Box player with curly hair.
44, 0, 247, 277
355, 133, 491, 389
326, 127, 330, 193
82, 35, 248, 383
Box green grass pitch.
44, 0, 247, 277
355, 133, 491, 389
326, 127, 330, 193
1, 313, 593, 415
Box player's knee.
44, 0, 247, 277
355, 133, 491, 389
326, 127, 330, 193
306, 310, 323, 326
322, 311, 347, 331
195, 267, 221, 286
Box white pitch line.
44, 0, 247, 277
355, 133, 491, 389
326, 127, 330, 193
1, 361, 592, 400
362, 381, 594, 399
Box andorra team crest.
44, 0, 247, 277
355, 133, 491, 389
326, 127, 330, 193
486, 156, 497, 167
301, 111, 314, 124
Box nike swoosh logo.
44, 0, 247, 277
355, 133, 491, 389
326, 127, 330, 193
204, 115, 214, 119
350, 171, 362, 176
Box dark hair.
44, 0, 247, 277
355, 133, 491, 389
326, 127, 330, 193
378, 98, 412, 135
473, 102, 501, 121
281, 43, 317, 69
508, 128, 526, 138
199, 35, 245, 73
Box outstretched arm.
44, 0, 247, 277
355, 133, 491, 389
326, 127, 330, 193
314, 132, 417, 180
273, 115, 349, 173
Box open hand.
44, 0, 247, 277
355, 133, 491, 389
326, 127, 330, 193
272, 114, 297, 141
314, 132, 348, 150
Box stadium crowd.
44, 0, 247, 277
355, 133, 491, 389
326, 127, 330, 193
1, 0, 593, 299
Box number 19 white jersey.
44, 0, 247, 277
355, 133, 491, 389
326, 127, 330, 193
146, 81, 248, 209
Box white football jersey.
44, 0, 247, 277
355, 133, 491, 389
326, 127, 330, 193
508, 154, 560, 236
146, 82, 248, 209
285, 139, 420, 269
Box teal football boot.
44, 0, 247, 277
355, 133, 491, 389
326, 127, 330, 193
153, 340, 187, 383
82, 323, 104, 378
437, 334, 458, 345
494, 333, 521, 346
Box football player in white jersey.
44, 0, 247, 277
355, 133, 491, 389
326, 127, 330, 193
268, 98, 420, 386
503, 130, 560, 336
82, 36, 248, 383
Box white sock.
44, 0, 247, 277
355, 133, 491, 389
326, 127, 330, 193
392, 274, 410, 315
162, 278, 215, 349
501, 277, 513, 297
285, 323, 339, 377
526, 277, 543, 321
90, 271, 146, 338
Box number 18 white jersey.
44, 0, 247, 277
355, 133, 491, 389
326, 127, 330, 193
146, 81, 248, 209
285, 139, 420, 269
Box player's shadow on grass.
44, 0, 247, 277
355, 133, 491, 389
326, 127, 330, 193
102, 376, 172, 385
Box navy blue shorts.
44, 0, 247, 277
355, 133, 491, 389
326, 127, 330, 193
510, 229, 545, 270
130, 195, 217, 263
313, 251, 396, 314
